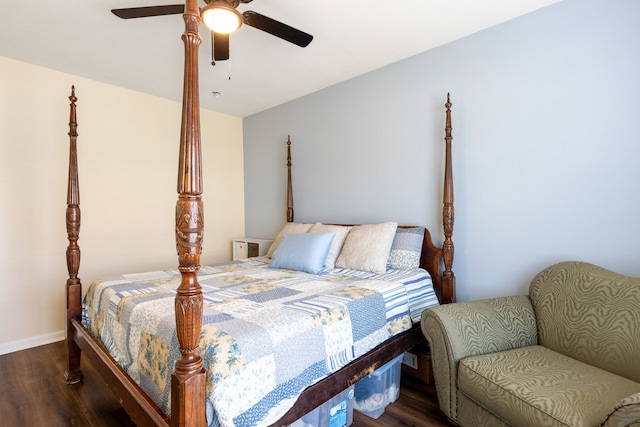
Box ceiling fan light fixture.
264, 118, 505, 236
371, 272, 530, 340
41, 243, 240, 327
201, 3, 243, 34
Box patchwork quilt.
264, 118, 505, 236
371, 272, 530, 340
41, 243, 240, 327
83, 257, 438, 427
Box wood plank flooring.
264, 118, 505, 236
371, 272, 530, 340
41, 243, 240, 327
0, 341, 450, 426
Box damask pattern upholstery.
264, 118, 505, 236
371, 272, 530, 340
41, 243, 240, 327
421, 261, 640, 427
601, 392, 640, 427
422, 295, 537, 419
459, 346, 639, 426
457, 393, 511, 427
531, 262, 640, 383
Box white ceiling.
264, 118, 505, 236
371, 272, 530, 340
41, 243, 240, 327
1, 0, 560, 117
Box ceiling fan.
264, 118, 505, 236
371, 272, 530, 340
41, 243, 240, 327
111, 0, 313, 62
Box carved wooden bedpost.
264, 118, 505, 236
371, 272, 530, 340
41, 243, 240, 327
64, 86, 84, 384
286, 135, 294, 222
441, 93, 456, 303
171, 0, 206, 425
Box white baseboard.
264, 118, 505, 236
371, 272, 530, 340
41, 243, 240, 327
0, 330, 64, 356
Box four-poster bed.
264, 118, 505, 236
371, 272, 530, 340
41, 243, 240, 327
63, 1, 456, 426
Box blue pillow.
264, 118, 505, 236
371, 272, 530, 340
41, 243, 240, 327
270, 231, 336, 274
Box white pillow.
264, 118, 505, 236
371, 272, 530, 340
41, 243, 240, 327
335, 222, 398, 274
308, 223, 352, 269
265, 222, 313, 258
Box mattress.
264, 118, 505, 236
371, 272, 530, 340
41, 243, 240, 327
83, 256, 439, 427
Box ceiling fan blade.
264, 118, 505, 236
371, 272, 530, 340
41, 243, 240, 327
213, 32, 230, 61
242, 11, 313, 48
111, 5, 185, 19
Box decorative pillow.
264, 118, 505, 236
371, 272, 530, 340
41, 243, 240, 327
600, 392, 640, 427
265, 222, 313, 258
269, 231, 336, 274
335, 222, 398, 274
387, 226, 425, 270
308, 223, 352, 269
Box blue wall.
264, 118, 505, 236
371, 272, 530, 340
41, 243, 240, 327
243, 0, 640, 301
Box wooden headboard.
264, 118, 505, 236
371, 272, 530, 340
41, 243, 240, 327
283, 96, 455, 305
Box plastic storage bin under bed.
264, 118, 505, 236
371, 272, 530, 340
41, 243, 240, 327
354, 354, 403, 419
289, 385, 355, 427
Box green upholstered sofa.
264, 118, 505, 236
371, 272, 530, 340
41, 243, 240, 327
421, 261, 640, 427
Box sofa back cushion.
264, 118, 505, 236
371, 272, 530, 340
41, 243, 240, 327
529, 261, 640, 382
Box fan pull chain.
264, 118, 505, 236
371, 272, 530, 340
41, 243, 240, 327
210, 32, 216, 66
209, 31, 231, 81
208, 31, 232, 82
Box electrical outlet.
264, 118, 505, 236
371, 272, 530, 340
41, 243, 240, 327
402, 351, 418, 369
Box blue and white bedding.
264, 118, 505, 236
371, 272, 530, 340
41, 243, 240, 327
83, 257, 439, 427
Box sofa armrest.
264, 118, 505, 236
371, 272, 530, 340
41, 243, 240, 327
421, 295, 538, 422
601, 392, 640, 427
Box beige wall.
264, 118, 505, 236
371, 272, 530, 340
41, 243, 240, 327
0, 56, 245, 354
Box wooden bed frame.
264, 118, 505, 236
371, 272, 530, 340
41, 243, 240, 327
63, 1, 455, 426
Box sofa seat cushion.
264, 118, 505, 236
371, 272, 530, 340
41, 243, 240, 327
458, 345, 640, 427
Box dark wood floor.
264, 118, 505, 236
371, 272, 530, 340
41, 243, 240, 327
0, 341, 450, 426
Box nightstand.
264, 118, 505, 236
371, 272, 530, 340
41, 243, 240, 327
232, 238, 274, 260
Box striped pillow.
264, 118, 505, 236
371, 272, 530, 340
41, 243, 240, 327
387, 227, 424, 270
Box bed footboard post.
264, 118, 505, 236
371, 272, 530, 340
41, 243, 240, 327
441, 93, 456, 304
64, 86, 84, 384
171, 1, 207, 426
